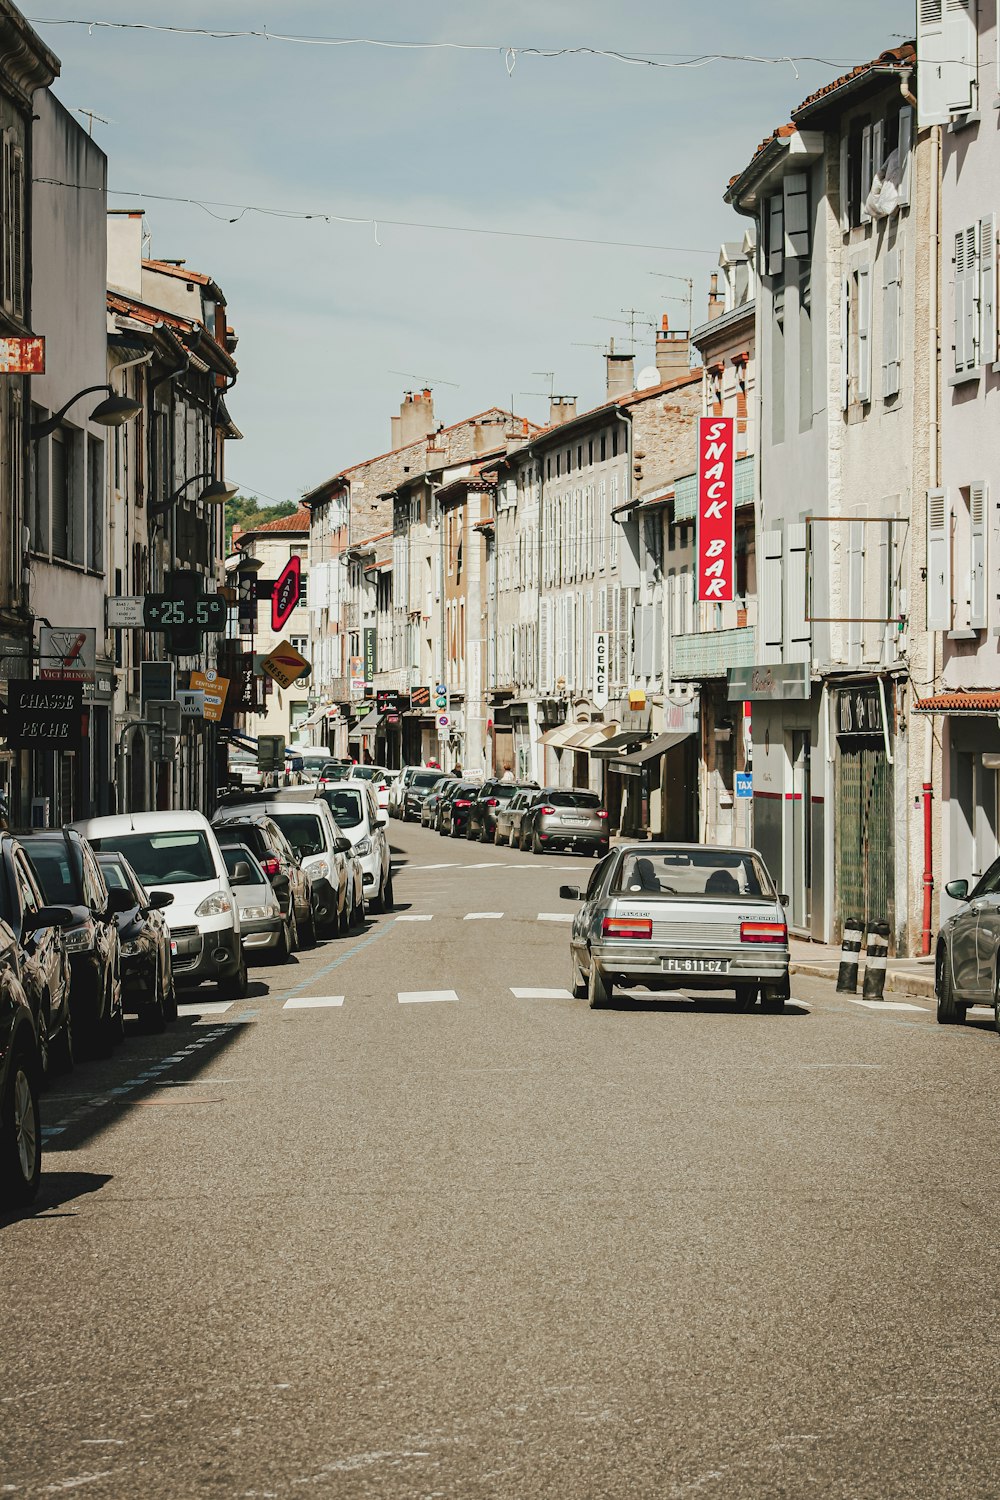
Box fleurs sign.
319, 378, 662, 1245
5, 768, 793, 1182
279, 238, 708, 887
696, 416, 735, 603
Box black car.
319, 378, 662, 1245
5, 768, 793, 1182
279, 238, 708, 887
438, 782, 482, 838
21, 831, 123, 1058
96, 851, 176, 1032
0, 932, 44, 1207
402, 769, 453, 821
212, 813, 315, 946
0, 832, 73, 1079
466, 780, 539, 842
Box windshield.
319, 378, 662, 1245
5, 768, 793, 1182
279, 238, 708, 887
320, 762, 354, 781
545, 791, 601, 809
321, 789, 364, 828
91, 831, 216, 887
614, 849, 775, 901
487, 784, 519, 802
98, 857, 131, 893
271, 812, 327, 858
221, 846, 266, 885
25, 843, 79, 903
352, 766, 385, 783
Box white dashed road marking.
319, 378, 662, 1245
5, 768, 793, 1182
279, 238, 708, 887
511, 987, 573, 1000
537, 913, 574, 923
398, 989, 460, 1004
395, 914, 433, 922
464, 912, 504, 921
176, 1001, 233, 1017
846, 998, 927, 1012
283, 995, 345, 1009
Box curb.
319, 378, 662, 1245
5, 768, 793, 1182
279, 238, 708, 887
790, 961, 934, 1005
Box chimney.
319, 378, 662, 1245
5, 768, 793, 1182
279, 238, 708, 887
655, 315, 691, 384
707, 273, 724, 321
606, 344, 635, 402
395, 388, 436, 448
107, 210, 145, 299
549, 396, 577, 427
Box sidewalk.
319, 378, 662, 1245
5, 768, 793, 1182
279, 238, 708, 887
789, 937, 935, 1002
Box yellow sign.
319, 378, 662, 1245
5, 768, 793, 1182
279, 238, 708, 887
628, 689, 647, 710
261, 639, 309, 690
188, 668, 230, 723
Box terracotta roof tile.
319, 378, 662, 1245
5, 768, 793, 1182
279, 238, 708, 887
914, 692, 1000, 714
792, 44, 915, 119
242, 506, 310, 537
143, 259, 215, 288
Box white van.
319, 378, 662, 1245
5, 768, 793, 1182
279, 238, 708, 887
71, 811, 247, 998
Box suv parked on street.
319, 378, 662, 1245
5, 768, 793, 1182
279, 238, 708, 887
403, 770, 453, 822
466, 780, 539, 842
0, 943, 46, 1207
319, 780, 392, 912
211, 812, 314, 947
518, 789, 609, 857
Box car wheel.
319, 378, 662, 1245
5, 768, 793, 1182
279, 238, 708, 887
288, 909, 299, 953
532, 833, 544, 856
49, 1004, 74, 1075
587, 957, 611, 1009
383, 870, 394, 912
936, 946, 963, 1024
520, 831, 530, 853
993, 964, 1000, 1038
218, 953, 248, 1001
274, 922, 292, 964
301, 906, 317, 948
141, 955, 167, 1033
354, 888, 367, 927
0, 1048, 41, 1206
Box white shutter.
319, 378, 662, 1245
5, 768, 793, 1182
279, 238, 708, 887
839, 132, 851, 233
841, 274, 851, 410
954, 224, 980, 371
567, 594, 576, 688
980, 214, 996, 366
970, 481, 988, 629
538, 599, 551, 691
943, 0, 977, 114
767, 193, 784, 276
847, 519, 866, 668
783, 172, 810, 258
857, 265, 872, 404
760, 530, 784, 657
860, 125, 873, 225
785, 523, 811, 649
917, 0, 950, 126
926, 488, 951, 630
883, 247, 901, 399
991, 487, 1000, 637
897, 106, 913, 207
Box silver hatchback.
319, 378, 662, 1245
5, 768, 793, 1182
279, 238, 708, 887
561, 843, 790, 1010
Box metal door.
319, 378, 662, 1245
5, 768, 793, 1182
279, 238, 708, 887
790, 732, 811, 932
835, 743, 894, 941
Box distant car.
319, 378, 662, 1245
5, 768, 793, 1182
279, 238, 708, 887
211, 812, 314, 947
403, 770, 453, 822
420, 779, 454, 829
0, 833, 74, 1078
936, 859, 1000, 1026
561, 843, 790, 1010
388, 766, 419, 817
518, 788, 609, 857
319, 780, 392, 913
318, 761, 355, 787
96, 850, 176, 1031
466, 780, 539, 842
351, 765, 392, 812
221, 845, 291, 962
438, 782, 483, 838
496, 787, 537, 848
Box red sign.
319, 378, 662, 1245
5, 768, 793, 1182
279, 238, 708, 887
696, 416, 735, 603
0, 336, 44, 374
271, 553, 302, 632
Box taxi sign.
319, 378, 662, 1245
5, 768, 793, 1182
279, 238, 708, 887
261, 639, 309, 689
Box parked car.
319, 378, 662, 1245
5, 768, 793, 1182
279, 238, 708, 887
518, 788, 610, 857
496, 787, 538, 848
220, 846, 291, 961
420, 779, 454, 828
318, 760, 356, 787
319, 780, 393, 912
404, 770, 453, 822
351, 765, 393, 812
214, 791, 362, 936
466, 780, 539, 842
0, 936, 48, 1206
935, 859, 1000, 1025
210, 812, 314, 947
438, 782, 483, 838
561, 843, 791, 1010
96, 850, 176, 1031
21, 830, 123, 1056
297, 748, 333, 782
0, 833, 74, 1077
389, 766, 420, 817
74, 812, 248, 1000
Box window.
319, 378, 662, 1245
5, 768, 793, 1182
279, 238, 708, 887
954, 218, 997, 373
772, 284, 786, 443
882, 248, 902, 399
842, 264, 872, 408
1, 132, 25, 318
88, 436, 104, 572
600, 433, 607, 462
917, 0, 977, 125
765, 192, 784, 276
290, 635, 309, 656
799, 270, 813, 431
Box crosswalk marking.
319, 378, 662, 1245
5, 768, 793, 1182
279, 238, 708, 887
398, 989, 459, 1004
537, 913, 574, 923
510, 987, 573, 1000
177, 1001, 233, 1017
283, 995, 345, 1009
395, 914, 433, 922
464, 911, 504, 920
846, 997, 926, 1013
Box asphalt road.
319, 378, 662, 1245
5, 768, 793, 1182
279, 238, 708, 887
4, 818, 1000, 1498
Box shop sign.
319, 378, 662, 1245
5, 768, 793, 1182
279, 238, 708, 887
271, 554, 302, 633
8, 680, 83, 749
411, 685, 430, 708
363, 628, 377, 682
696, 416, 735, 603
38, 627, 97, 684
177, 690, 206, 718
727, 664, 810, 702
188, 668, 229, 723
592, 632, 609, 709
662, 696, 700, 735
0, 336, 44, 373
837, 684, 884, 736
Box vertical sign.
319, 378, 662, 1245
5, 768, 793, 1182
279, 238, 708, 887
363, 627, 377, 683
592, 631, 609, 709
696, 416, 735, 602
271, 554, 302, 633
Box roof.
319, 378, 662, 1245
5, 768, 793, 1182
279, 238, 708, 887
143, 259, 219, 293
238, 506, 310, 542
107, 289, 238, 378
914, 692, 1000, 716
493, 369, 703, 466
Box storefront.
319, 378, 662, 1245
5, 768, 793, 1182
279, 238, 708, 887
915, 692, 1000, 927
833, 681, 896, 942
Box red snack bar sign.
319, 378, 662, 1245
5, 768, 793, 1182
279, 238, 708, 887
696, 416, 735, 603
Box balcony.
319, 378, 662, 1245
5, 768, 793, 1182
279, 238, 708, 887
670, 626, 755, 681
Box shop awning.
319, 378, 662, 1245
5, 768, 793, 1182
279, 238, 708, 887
564, 723, 620, 751
591, 731, 652, 758
297, 704, 327, 731
539, 722, 581, 748
349, 709, 382, 738
914, 692, 1000, 716
611, 729, 695, 767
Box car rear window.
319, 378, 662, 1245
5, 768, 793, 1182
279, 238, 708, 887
97, 856, 131, 892
614, 849, 774, 900
545, 791, 601, 809
24, 843, 79, 903
270, 813, 326, 857
412, 770, 445, 789
322, 789, 364, 828
90, 831, 215, 887
320, 762, 354, 781
218, 825, 266, 858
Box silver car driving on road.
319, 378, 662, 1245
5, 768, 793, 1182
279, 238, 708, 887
561, 843, 791, 1011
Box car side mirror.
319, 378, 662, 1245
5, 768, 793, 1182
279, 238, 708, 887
946, 878, 970, 901
334, 837, 352, 855
148, 890, 174, 910
375, 815, 388, 828
105, 887, 134, 916
231, 862, 253, 884
24, 904, 76, 934
559, 885, 581, 901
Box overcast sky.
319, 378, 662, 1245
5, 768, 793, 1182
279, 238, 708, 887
36, 1, 913, 505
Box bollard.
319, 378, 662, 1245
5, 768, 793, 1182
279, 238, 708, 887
862, 921, 890, 1001
836, 917, 864, 993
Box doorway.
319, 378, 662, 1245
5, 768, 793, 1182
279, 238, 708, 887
790, 731, 812, 933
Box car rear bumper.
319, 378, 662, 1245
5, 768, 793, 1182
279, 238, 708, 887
241, 916, 285, 952
591, 943, 790, 989
538, 828, 608, 850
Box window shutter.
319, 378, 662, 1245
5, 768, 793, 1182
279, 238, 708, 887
760, 530, 784, 656
980, 214, 996, 366
970, 481, 988, 629
566, 594, 576, 688
785, 523, 811, 648
538, 599, 551, 691
841, 275, 851, 410
917, 0, 950, 126
926, 488, 951, 631
883, 247, 901, 398
767, 193, 784, 276
847, 519, 866, 668
11, 146, 23, 319
783, 172, 810, 258
839, 132, 851, 233
954, 224, 980, 371
860, 126, 873, 225
943, 0, 977, 114
897, 106, 913, 207
857, 264, 872, 404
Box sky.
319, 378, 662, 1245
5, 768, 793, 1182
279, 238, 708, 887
34, 1, 914, 506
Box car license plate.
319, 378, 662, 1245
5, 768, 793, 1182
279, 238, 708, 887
661, 958, 729, 974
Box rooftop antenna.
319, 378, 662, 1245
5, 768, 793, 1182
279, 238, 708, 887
532, 371, 555, 397
388, 369, 460, 389
75, 106, 113, 136
649, 272, 694, 332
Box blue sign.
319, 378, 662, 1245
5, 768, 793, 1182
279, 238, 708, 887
735, 772, 753, 799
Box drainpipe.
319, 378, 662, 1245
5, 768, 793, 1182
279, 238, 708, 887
922, 123, 942, 956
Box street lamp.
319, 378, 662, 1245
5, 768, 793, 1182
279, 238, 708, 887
150, 471, 239, 520
30, 384, 142, 442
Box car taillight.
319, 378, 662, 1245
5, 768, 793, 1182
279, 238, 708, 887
261, 856, 280, 876
486, 798, 499, 807
455, 799, 471, 808
740, 920, 787, 944
540, 805, 556, 815
602, 917, 652, 939
597, 810, 608, 820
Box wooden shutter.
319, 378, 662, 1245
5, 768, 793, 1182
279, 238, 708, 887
767, 193, 784, 276
980, 214, 996, 366
860, 126, 873, 225
970, 481, 988, 629
883, 247, 901, 398
926, 488, 951, 631
760, 530, 784, 656
857, 265, 872, 404
783, 172, 810, 258
897, 106, 914, 207
785, 523, 811, 650
11, 145, 23, 319
839, 132, 851, 233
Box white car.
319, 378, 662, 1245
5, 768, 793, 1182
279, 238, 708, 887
319, 780, 393, 912
388, 766, 419, 817
351, 765, 393, 812
73, 810, 248, 999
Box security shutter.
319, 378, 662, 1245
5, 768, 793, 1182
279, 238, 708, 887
841, 275, 851, 410
760, 530, 784, 656
783, 172, 810, 258
785, 523, 811, 649
860, 126, 873, 225
897, 106, 914, 207
970, 481, 988, 629
767, 193, 784, 276
980, 214, 996, 366
857, 264, 872, 404
926, 488, 951, 631
883, 247, 901, 399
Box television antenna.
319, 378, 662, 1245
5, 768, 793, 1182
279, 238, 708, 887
649, 273, 694, 332
388, 369, 460, 389
75, 106, 113, 135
